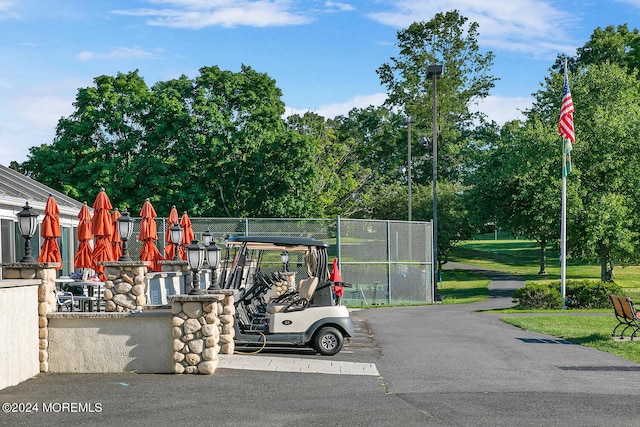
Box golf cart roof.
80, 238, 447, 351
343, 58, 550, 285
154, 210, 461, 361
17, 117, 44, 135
226, 236, 329, 251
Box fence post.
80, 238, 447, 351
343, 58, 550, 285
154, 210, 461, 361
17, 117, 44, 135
335, 216, 341, 267
387, 220, 392, 303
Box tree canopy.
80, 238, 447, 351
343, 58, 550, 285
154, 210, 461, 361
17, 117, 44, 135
12, 12, 640, 283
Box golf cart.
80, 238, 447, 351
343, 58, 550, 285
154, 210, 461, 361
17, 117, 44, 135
221, 236, 353, 356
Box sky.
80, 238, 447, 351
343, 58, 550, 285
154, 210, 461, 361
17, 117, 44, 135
1, 0, 639, 166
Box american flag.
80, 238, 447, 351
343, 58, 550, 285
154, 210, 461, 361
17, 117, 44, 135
558, 63, 575, 143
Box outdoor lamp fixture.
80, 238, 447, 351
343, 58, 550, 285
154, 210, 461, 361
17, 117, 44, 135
186, 239, 206, 295
427, 63, 443, 302
117, 210, 135, 262
405, 115, 416, 222
206, 239, 222, 291
170, 223, 183, 261
16, 201, 38, 262
202, 230, 222, 290
281, 251, 290, 272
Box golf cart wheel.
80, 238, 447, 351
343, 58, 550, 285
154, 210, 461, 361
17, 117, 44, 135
313, 326, 343, 356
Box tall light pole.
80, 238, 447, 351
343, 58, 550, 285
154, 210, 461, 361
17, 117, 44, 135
405, 115, 416, 222
428, 64, 443, 302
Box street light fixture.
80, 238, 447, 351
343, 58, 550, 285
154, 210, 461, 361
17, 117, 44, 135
16, 202, 38, 262
186, 239, 206, 295
405, 115, 416, 222
427, 64, 443, 302
117, 210, 135, 262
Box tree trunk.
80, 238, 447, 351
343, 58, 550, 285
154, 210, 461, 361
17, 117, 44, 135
538, 238, 547, 275
599, 243, 614, 282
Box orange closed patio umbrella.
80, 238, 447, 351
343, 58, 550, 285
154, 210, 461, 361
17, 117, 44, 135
330, 258, 344, 298
138, 198, 162, 271
38, 195, 62, 270
179, 211, 194, 260
164, 205, 180, 260
74, 202, 94, 271
90, 188, 114, 281
111, 208, 122, 261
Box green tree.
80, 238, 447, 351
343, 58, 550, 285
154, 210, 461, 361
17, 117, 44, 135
576, 24, 640, 72
17, 66, 333, 218
19, 70, 151, 208
567, 63, 640, 281
328, 106, 407, 218
377, 10, 498, 183
529, 62, 640, 281
466, 118, 573, 274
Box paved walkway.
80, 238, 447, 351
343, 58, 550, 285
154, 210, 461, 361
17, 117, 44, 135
356, 264, 640, 426
218, 354, 379, 376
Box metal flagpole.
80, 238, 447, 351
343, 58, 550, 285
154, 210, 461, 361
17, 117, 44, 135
561, 152, 567, 307
558, 58, 574, 308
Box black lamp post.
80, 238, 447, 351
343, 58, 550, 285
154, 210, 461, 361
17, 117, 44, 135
427, 63, 443, 302
16, 202, 38, 262
186, 239, 206, 295
117, 210, 135, 262
280, 251, 290, 272
405, 115, 416, 222
202, 231, 222, 291
170, 223, 183, 261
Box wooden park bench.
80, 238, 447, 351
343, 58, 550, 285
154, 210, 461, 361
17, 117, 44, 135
609, 294, 640, 340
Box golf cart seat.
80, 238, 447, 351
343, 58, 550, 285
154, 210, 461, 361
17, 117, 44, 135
266, 276, 319, 314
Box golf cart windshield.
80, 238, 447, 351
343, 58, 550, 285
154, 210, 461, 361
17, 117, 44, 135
222, 236, 330, 290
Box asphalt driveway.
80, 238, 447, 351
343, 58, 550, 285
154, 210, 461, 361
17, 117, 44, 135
2, 265, 639, 426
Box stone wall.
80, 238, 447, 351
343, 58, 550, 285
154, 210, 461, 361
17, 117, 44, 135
101, 261, 150, 312
169, 291, 237, 375
1, 262, 239, 386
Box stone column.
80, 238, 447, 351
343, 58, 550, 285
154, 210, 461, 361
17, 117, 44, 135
169, 290, 237, 375
2, 262, 60, 373
101, 261, 150, 312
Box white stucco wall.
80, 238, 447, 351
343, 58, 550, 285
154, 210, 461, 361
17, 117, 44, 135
47, 311, 174, 373
0, 281, 40, 390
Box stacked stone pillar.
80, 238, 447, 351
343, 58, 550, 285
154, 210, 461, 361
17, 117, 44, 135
169, 290, 237, 375
101, 261, 150, 312
2, 262, 60, 373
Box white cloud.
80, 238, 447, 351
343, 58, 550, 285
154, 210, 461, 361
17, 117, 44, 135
473, 95, 532, 125
285, 92, 531, 125
78, 46, 160, 61
0, 79, 84, 166
368, 0, 578, 57
285, 92, 388, 118
113, 0, 311, 29
615, 0, 640, 7
325, 1, 355, 12
0, 0, 19, 19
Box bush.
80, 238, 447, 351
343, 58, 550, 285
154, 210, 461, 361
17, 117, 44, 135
513, 280, 624, 309
565, 280, 623, 309
513, 282, 562, 309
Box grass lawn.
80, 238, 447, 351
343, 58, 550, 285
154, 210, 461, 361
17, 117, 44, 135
439, 269, 491, 304
450, 238, 640, 297
501, 315, 640, 363
450, 237, 640, 363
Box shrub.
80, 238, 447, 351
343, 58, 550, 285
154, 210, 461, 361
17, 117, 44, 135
513, 282, 563, 309
513, 280, 624, 309
565, 280, 623, 309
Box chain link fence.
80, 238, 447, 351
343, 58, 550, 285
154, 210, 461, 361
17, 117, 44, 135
127, 217, 434, 305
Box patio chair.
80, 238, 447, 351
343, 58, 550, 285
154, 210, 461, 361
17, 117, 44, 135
55, 289, 75, 312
